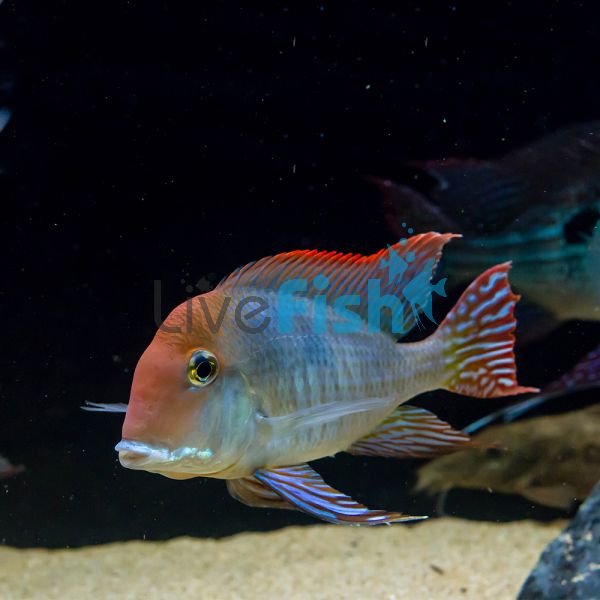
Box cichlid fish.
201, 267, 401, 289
98, 234, 535, 525
374, 122, 600, 338
416, 404, 600, 510
416, 345, 600, 510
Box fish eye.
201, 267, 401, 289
188, 350, 219, 387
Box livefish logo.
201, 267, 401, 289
153, 228, 448, 336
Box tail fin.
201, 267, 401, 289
435, 262, 538, 398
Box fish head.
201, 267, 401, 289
415, 447, 495, 494
117, 293, 259, 479
416, 430, 537, 494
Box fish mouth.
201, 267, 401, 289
115, 439, 215, 473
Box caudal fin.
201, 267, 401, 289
436, 262, 537, 398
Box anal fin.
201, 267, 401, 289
254, 464, 425, 526
347, 405, 473, 459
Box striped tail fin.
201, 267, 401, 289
436, 262, 537, 398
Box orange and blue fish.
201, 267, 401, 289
88, 233, 535, 525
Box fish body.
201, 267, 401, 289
113, 233, 533, 524
131, 292, 413, 478
203, 290, 407, 472
376, 122, 600, 333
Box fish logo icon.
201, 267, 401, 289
379, 243, 411, 284
402, 258, 447, 328
378, 242, 447, 329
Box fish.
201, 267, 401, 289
416, 345, 600, 509
103, 233, 535, 526
416, 403, 600, 510
0, 454, 24, 480
372, 122, 600, 338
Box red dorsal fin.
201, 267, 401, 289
254, 464, 425, 525
218, 233, 458, 337
347, 405, 473, 459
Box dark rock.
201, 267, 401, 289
518, 480, 600, 599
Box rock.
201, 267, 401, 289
518, 480, 600, 599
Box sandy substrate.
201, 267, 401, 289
0, 518, 563, 600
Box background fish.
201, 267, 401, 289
0, 454, 24, 480
416, 404, 600, 510
416, 345, 600, 508
373, 122, 600, 338
103, 233, 534, 525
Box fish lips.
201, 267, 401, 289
115, 439, 214, 472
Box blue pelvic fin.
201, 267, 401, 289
347, 405, 473, 459
255, 464, 426, 526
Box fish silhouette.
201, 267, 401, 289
372, 122, 600, 339
416, 404, 600, 510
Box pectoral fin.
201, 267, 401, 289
262, 397, 394, 433
347, 405, 473, 459
227, 476, 296, 511
254, 464, 425, 526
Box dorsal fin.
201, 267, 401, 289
217, 233, 458, 337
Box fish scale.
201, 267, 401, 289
234, 298, 405, 463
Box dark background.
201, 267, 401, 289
2, 1, 600, 547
